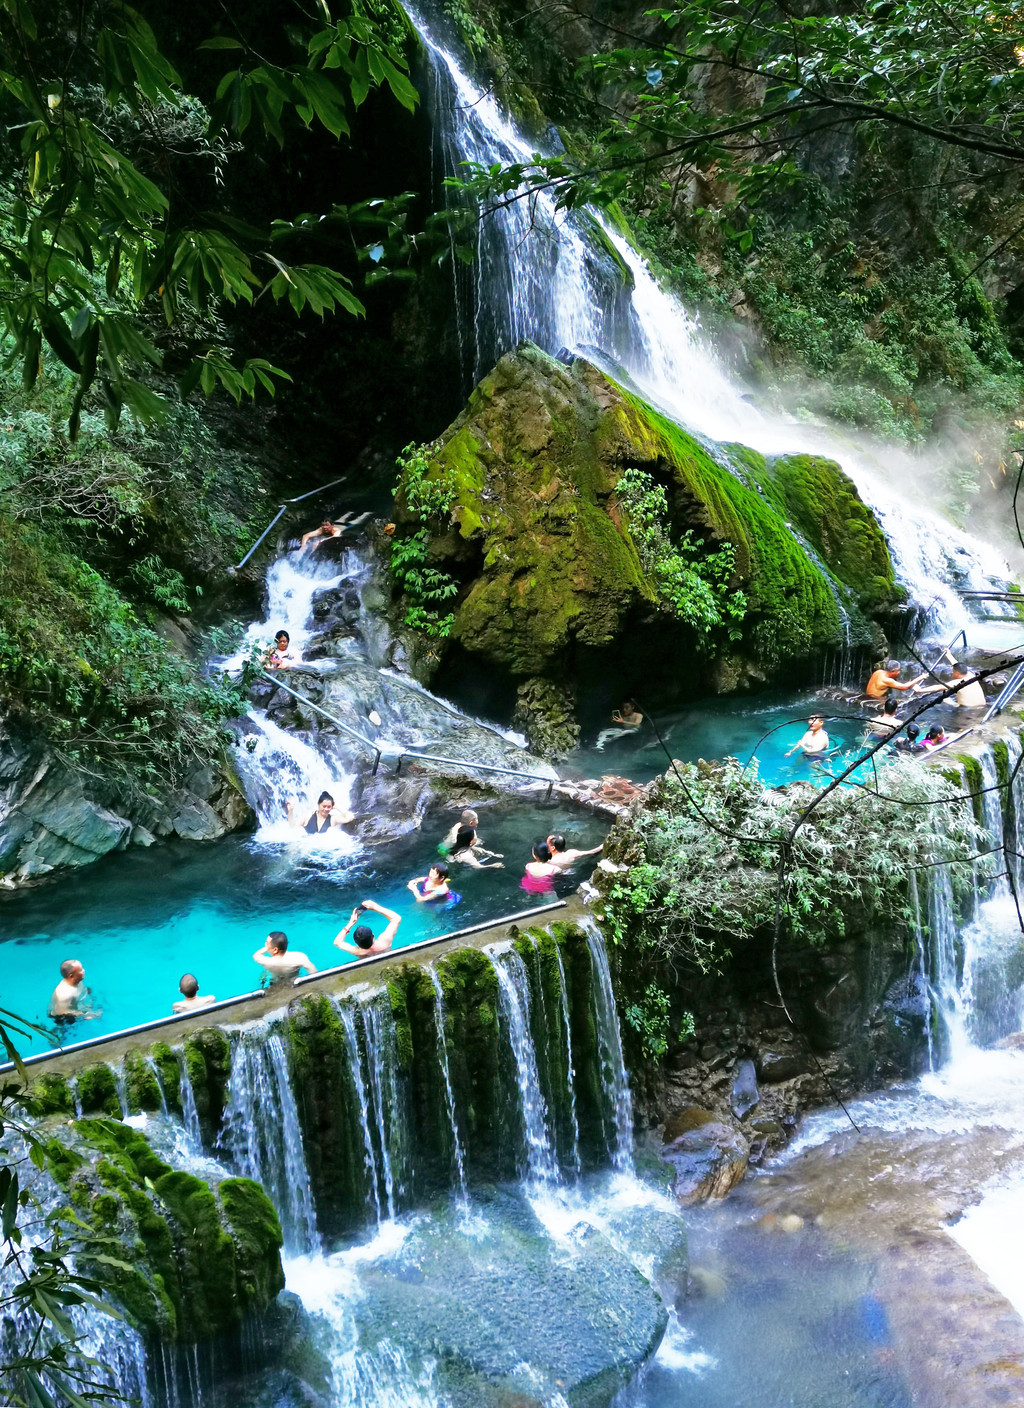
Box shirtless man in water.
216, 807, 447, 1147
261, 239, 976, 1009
252, 932, 316, 985
865, 660, 925, 700
48, 960, 101, 1026
546, 833, 603, 870
784, 716, 831, 758
300, 520, 346, 551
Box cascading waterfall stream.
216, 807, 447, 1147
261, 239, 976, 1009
492, 946, 560, 1185
553, 944, 582, 1177
410, 1, 1017, 638
219, 1025, 319, 1254
583, 919, 635, 1174
428, 968, 470, 1204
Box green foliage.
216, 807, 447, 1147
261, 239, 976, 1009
391, 442, 459, 638
616, 466, 746, 635
605, 756, 981, 973
623, 983, 693, 1061
0, 0, 420, 434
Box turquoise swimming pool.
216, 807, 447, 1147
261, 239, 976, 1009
0, 801, 607, 1056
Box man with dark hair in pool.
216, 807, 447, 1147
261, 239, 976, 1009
333, 899, 402, 957
286, 790, 355, 833
48, 959, 101, 1026
173, 974, 216, 1015
546, 833, 603, 871
253, 932, 316, 985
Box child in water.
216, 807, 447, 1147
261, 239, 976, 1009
407, 863, 452, 902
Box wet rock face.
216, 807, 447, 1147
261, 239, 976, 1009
660, 1112, 749, 1204
355, 1189, 669, 1407
396, 342, 895, 707
0, 723, 254, 885
513, 676, 581, 757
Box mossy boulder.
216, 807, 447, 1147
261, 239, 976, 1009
394, 343, 896, 695
44, 1117, 284, 1342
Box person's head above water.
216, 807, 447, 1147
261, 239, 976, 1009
926, 726, 945, 743
352, 925, 375, 949
547, 833, 567, 854
316, 791, 335, 816
453, 825, 476, 851
906, 724, 920, 742
267, 931, 288, 954
275, 631, 290, 647
179, 973, 199, 998
533, 841, 552, 863
808, 716, 824, 729
59, 959, 84, 984
460, 809, 479, 826
882, 697, 898, 716
429, 863, 449, 882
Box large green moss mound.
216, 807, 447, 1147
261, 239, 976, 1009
44, 1117, 284, 1342
395, 343, 896, 684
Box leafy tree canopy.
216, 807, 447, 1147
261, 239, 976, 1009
0, 0, 420, 435
457, 0, 1024, 225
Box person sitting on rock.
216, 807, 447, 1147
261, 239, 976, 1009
449, 824, 504, 869
521, 841, 560, 894
546, 832, 603, 870
265, 630, 299, 670
865, 660, 924, 699
172, 973, 216, 1015
595, 700, 644, 751
784, 716, 830, 759
333, 899, 403, 957
407, 863, 451, 902
253, 932, 316, 985
287, 791, 355, 834
300, 519, 346, 551
48, 959, 101, 1027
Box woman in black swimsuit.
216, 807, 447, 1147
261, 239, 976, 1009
286, 791, 355, 833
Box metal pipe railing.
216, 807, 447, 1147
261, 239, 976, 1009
260, 673, 557, 794
232, 474, 351, 571
982, 657, 1024, 723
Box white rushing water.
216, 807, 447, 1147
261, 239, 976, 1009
411, 3, 1018, 642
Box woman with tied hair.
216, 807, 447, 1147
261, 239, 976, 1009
286, 790, 355, 833
521, 840, 559, 895
449, 824, 504, 869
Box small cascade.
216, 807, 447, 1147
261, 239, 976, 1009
110, 1062, 130, 1118
977, 751, 1007, 899
428, 969, 469, 1203
908, 873, 935, 1072
231, 707, 358, 845
69, 1074, 83, 1118
583, 921, 635, 1172
492, 947, 559, 1185
219, 1025, 319, 1254
553, 945, 582, 1177
176, 1049, 204, 1152
336, 994, 409, 1224
146, 1056, 169, 1116
926, 864, 964, 1056
1007, 734, 1024, 896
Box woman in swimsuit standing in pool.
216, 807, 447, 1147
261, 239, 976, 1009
521, 841, 560, 895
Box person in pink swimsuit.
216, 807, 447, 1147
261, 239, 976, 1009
521, 841, 559, 894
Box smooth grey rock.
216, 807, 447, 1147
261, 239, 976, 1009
757, 1051, 813, 1083
661, 1121, 749, 1204
130, 825, 157, 847
731, 1059, 760, 1118
171, 795, 226, 841
356, 1189, 667, 1408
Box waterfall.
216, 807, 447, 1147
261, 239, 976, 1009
146, 1056, 169, 1116
231, 708, 359, 845
336, 995, 409, 1225
219, 1025, 319, 1254
583, 921, 635, 1173
176, 1049, 204, 1153
977, 751, 1007, 899
411, 3, 1015, 635
111, 1062, 130, 1118
428, 969, 469, 1203
492, 947, 560, 1185
553, 945, 582, 1177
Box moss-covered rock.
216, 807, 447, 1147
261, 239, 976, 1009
395, 343, 896, 697
45, 1116, 284, 1343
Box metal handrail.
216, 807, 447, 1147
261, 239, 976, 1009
232, 474, 351, 572
260, 673, 557, 793
982, 657, 1024, 723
